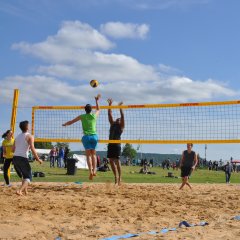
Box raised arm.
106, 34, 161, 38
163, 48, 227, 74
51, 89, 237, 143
62, 116, 81, 127
95, 94, 101, 117
107, 98, 114, 125
118, 101, 125, 130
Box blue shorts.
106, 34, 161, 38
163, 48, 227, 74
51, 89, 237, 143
82, 134, 98, 150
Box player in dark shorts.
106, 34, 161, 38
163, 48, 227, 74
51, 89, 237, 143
13, 121, 42, 196
179, 143, 198, 190
107, 99, 125, 186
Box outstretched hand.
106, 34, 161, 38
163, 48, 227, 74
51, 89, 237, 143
107, 98, 113, 106
95, 94, 101, 101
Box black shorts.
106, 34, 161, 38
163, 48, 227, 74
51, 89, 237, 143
181, 166, 192, 177
13, 156, 32, 181
107, 144, 121, 159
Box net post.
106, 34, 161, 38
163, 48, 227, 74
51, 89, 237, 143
10, 89, 19, 136
32, 107, 36, 136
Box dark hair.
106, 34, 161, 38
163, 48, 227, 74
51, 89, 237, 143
85, 104, 92, 114
19, 120, 29, 132
187, 143, 193, 147
2, 130, 11, 139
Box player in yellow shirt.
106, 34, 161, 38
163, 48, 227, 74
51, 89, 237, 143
2, 130, 14, 186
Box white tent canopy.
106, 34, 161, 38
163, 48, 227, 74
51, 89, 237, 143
73, 154, 88, 169
36, 149, 51, 155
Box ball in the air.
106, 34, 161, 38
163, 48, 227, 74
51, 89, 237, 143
90, 79, 99, 88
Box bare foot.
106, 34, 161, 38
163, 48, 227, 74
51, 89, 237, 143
118, 178, 121, 186
16, 190, 23, 196
93, 173, 97, 177
24, 188, 28, 195
89, 174, 93, 180
114, 177, 118, 185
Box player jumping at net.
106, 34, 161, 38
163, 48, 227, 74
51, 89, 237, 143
62, 95, 101, 180
179, 143, 198, 190
107, 99, 125, 186
13, 121, 43, 196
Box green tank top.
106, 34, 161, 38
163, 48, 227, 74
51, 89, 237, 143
81, 113, 97, 135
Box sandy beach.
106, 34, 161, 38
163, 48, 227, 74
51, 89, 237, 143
0, 183, 239, 240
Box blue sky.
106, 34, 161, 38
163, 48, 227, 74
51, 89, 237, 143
1, 0, 240, 160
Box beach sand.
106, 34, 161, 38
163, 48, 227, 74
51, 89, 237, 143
0, 183, 239, 240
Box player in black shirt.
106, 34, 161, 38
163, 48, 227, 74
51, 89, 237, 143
107, 99, 125, 185
179, 143, 198, 190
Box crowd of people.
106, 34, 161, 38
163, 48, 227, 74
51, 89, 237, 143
49, 146, 70, 168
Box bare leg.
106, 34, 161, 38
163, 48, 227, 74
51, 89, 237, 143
86, 150, 93, 180
186, 182, 192, 189
116, 159, 122, 186
17, 180, 29, 196
91, 150, 97, 176
179, 177, 187, 190
109, 158, 117, 184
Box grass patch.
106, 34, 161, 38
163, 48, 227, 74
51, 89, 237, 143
3, 161, 239, 184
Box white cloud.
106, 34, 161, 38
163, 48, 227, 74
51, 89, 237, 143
0, 75, 83, 105
12, 21, 114, 60
100, 22, 149, 39
36, 51, 159, 82
8, 20, 237, 106
158, 64, 181, 75
0, 75, 236, 106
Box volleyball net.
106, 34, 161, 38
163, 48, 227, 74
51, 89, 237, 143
32, 100, 240, 144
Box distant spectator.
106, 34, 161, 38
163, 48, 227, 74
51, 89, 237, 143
172, 162, 177, 170
225, 162, 233, 184
162, 160, 166, 169
219, 159, 223, 167
64, 147, 70, 168
97, 155, 101, 168
49, 147, 57, 168
215, 161, 219, 171
176, 159, 180, 170
208, 160, 213, 170
233, 163, 237, 173
58, 147, 64, 168
203, 159, 207, 167
166, 158, 170, 170
55, 147, 59, 165
150, 159, 153, 167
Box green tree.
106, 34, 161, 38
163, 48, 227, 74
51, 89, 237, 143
122, 143, 137, 164
34, 142, 53, 149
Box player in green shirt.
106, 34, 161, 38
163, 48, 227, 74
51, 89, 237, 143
63, 95, 101, 180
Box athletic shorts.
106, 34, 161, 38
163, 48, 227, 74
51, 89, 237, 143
13, 156, 32, 181
181, 166, 192, 178
82, 134, 98, 150
107, 144, 121, 159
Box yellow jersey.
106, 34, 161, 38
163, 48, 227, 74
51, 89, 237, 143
2, 138, 14, 159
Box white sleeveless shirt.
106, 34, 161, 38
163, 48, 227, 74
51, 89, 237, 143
14, 132, 31, 158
